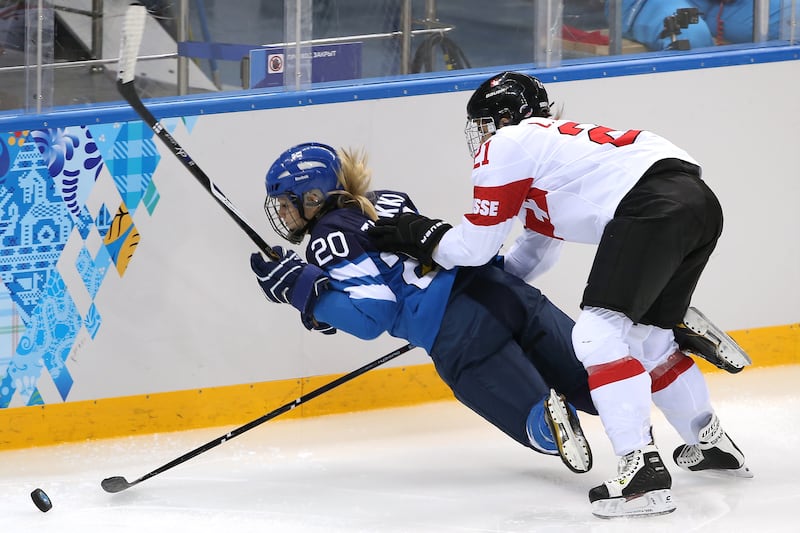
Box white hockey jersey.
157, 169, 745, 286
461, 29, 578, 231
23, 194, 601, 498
433, 117, 698, 281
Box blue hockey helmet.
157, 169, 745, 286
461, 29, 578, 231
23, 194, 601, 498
264, 142, 343, 243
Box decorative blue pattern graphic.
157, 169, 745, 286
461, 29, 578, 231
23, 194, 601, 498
0, 135, 74, 406
142, 178, 160, 215
11, 270, 80, 404
0, 138, 69, 323
95, 204, 112, 238
75, 245, 109, 300
74, 205, 94, 240
0, 289, 21, 373
0, 134, 9, 178
30, 127, 103, 218
105, 121, 159, 216
84, 303, 101, 339
0, 117, 164, 408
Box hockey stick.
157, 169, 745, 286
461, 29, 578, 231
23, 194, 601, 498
101, 342, 415, 493
116, 3, 279, 259
102, 4, 417, 493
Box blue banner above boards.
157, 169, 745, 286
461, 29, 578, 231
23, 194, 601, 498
177, 41, 362, 89
249, 43, 362, 88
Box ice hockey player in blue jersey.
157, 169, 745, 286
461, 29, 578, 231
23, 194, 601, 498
249, 142, 597, 474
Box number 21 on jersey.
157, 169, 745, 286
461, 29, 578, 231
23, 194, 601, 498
473, 139, 491, 169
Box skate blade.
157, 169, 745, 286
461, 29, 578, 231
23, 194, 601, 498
680, 347, 744, 374
685, 464, 754, 479
591, 489, 676, 519
546, 390, 592, 474
682, 307, 752, 370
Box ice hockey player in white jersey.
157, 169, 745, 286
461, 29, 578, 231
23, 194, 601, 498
368, 71, 753, 518
249, 142, 597, 476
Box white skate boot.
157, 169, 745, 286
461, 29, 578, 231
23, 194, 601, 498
589, 444, 676, 519
673, 414, 753, 478
674, 306, 752, 373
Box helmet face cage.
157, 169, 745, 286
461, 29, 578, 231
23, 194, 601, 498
464, 72, 550, 155
264, 193, 306, 244
464, 117, 496, 156
263, 142, 342, 243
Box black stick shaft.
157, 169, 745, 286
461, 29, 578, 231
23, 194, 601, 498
104, 4, 416, 494
117, 81, 279, 260
102, 342, 415, 492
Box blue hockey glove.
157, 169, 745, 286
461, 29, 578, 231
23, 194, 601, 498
366, 212, 452, 266
250, 247, 336, 334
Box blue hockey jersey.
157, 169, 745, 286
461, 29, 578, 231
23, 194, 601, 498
308, 191, 457, 352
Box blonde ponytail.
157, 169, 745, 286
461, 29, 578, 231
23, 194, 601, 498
333, 147, 378, 221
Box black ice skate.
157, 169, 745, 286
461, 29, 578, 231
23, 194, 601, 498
544, 389, 593, 473
674, 306, 752, 373
589, 444, 676, 519
673, 413, 753, 478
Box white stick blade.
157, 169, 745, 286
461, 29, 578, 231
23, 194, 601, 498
118, 3, 148, 84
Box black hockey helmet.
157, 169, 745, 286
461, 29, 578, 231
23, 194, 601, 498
465, 72, 551, 154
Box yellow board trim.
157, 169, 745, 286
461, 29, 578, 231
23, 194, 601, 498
693, 323, 799, 372
0, 362, 454, 450
1, 323, 797, 450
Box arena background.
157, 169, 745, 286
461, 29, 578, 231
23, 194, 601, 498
0, 46, 797, 449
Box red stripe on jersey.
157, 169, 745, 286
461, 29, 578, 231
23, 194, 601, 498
523, 187, 559, 238
464, 178, 533, 226
650, 351, 694, 393
587, 356, 646, 390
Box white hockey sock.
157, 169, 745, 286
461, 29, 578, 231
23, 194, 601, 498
650, 352, 712, 445
588, 357, 653, 456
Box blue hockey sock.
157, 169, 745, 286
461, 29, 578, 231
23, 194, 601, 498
526, 397, 558, 454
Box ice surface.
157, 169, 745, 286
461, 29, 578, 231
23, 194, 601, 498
2, 366, 798, 532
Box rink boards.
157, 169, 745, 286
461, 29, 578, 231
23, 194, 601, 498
0, 46, 798, 449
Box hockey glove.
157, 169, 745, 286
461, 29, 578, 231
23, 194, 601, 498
307, 320, 337, 335
366, 212, 452, 266
250, 248, 336, 335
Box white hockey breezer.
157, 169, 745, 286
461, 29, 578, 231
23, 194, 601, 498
674, 306, 752, 373
544, 389, 593, 473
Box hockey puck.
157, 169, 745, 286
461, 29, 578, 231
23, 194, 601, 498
30, 488, 52, 512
